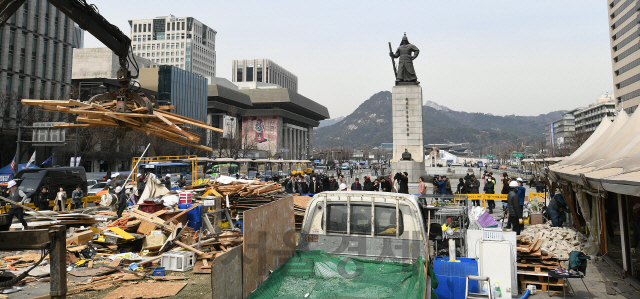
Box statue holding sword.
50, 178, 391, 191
389, 33, 420, 85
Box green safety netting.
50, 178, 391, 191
246, 250, 438, 299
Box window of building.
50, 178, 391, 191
246, 66, 253, 81
134, 24, 137, 33
161, 58, 165, 63
172, 22, 175, 31
181, 22, 185, 30
166, 23, 170, 31
181, 33, 185, 39
236, 66, 243, 82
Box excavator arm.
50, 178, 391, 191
0, 0, 153, 113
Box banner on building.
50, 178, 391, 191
240, 165, 248, 174
242, 116, 278, 154
222, 115, 237, 139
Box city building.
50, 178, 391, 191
204, 83, 329, 159
545, 111, 576, 156
72, 47, 156, 80
139, 65, 208, 128
574, 93, 616, 133
129, 16, 216, 81
0, 0, 81, 102
232, 59, 298, 92
425, 143, 470, 157
608, 0, 640, 114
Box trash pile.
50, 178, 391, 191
518, 224, 587, 260
0, 175, 295, 298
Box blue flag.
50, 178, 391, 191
41, 155, 53, 166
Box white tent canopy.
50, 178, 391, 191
549, 110, 640, 195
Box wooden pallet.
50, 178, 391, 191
518, 274, 565, 293
517, 263, 559, 273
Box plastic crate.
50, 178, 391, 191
433, 257, 479, 299
161, 251, 196, 272
179, 192, 193, 204
482, 228, 503, 241
153, 267, 165, 276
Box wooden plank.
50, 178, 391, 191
242, 197, 295, 298
22, 99, 74, 106
53, 123, 111, 128
211, 246, 242, 298
175, 240, 205, 256
155, 110, 223, 133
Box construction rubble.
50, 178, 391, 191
518, 224, 587, 260
0, 176, 311, 298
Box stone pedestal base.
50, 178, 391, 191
392, 161, 425, 184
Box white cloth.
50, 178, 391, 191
137, 173, 170, 204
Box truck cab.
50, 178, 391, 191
298, 191, 427, 263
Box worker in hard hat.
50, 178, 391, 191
4, 180, 29, 230
507, 180, 523, 235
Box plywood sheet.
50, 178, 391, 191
102, 282, 186, 299
242, 196, 295, 298
211, 245, 242, 299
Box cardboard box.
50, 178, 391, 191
142, 234, 167, 250
73, 230, 93, 245
530, 213, 543, 225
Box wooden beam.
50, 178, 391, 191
156, 110, 223, 133
53, 123, 114, 128
22, 99, 74, 106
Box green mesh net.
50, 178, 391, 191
246, 250, 437, 299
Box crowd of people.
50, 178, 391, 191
281, 171, 411, 194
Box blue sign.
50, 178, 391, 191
314, 160, 320, 163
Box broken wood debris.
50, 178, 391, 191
21, 99, 223, 151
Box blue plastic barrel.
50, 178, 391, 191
433, 257, 479, 299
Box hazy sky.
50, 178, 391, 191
84, 1, 613, 119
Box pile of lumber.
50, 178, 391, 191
516, 232, 561, 274
21, 99, 222, 151
516, 233, 566, 293
212, 181, 284, 197
293, 196, 311, 230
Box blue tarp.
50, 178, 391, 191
0, 163, 39, 184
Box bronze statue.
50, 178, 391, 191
389, 33, 420, 85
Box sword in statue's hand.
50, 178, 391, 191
388, 42, 397, 78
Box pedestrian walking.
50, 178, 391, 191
418, 177, 426, 195
398, 172, 409, 194
54, 187, 67, 212
507, 181, 523, 235
467, 175, 480, 206
4, 180, 29, 230
484, 175, 495, 213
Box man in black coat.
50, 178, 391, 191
467, 174, 481, 206
329, 176, 339, 191
351, 178, 363, 191
36, 186, 50, 211
380, 178, 392, 192
507, 181, 523, 235
308, 176, 321, 194
398, 172, 409, 194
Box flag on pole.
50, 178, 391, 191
10, 155, 17, 173
40, 155, 53, 166
25, 151, 36, 168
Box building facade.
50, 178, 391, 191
608, 0, 640, 114
232, 59, 298, 92
129, 16, 216, 81
574, 94, 616, 133
139, 66, 208, 140
0, 0, 80, 102
72, 47, 156, 80
545, 112, 576, 156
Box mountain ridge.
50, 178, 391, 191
314, 91, 563, 150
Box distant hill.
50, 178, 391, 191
318, 116, 346, 128
314, 91, 564, 150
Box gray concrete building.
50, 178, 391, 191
232, 59, 298, 92
574, 94, 616, 133
205, 84, 329, 159
608, 0, 640, 114
72, 47, 156, 80
129, 16, 216, 81
0, 0, 80, 102
545, 111, 576, 156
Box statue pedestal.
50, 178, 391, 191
392, 161, 425, 184
391, 84, 425, 184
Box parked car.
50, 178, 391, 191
13, 167, 88, 201
87, 182, 108, 196
500, 165, 508, 169
87, 180, 98, 188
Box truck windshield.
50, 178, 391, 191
16, 171, 46, 194
326, 204, 404, 236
